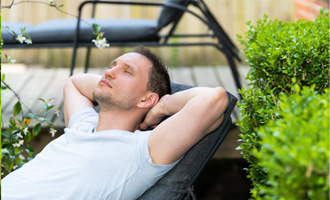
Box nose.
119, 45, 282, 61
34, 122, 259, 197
105, 68, 116, 79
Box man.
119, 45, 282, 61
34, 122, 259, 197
2, 46, 228, 199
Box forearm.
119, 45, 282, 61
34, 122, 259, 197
63, 73, 102, 127
69, 74, 102, 103
145, 86, 228, 165
159, 87, 224, 116
140, 87, 228, 131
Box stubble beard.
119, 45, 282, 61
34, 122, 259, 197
93, 90, 134, 111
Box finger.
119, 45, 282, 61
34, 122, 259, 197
150, 125, 158, 129
139, 122, 148, 130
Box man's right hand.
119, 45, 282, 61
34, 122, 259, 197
139, 94, 170, 130
63, 74, 101, 127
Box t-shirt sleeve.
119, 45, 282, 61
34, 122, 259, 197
68, 107, 98, 129
136, 131, 180, 186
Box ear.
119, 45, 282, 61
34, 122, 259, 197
137, 92, 159, 108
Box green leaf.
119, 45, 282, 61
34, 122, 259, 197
1, 131, 10, 138
9, 117, 17, 129
20, 27, 26, 33
13, 101, 22, 116
24, 113, 35, 119
32, 123, 42, 137
38, 98, 46, 103
24, 131, 32, 143
46, 105, 55, 111
25, 144, 35, 157
92, 23, 101, 35
43, 119, 53, 126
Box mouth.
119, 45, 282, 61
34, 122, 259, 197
99, 79, 112, 88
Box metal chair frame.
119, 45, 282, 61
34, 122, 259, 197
2, 0, 242, 91
71, 0, 242, 91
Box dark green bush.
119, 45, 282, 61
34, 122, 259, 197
254, 86, 329, 199
236, 10, 329, 199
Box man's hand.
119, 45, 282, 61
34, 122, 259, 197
139, 94, 170, 130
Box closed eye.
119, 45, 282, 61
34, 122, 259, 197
109, 61, 116, 69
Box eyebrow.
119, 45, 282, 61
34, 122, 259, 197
109, 60, 116, 67
109, 60, 137, 72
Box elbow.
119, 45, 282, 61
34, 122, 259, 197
214, 87, 228, 104
211, 87, 229, 113
202, 87, 229, 133
63, 76, 75, 95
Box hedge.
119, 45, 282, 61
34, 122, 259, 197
236, 10, 329, 199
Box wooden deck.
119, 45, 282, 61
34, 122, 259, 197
1, 64, 250, 130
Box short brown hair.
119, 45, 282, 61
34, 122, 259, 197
132, 46, 171, 98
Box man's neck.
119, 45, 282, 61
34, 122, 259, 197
96, 109, 142, 133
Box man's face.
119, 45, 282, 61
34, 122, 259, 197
93, 52, 152, 111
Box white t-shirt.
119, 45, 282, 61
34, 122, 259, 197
2, 107, 178, 200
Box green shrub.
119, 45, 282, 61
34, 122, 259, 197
236, 10, 330, 198
237, 10, 329, 95
254, 86, 329, 199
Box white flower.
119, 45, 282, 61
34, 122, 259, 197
17, 133, 23, 139
92, 37, 110, 49
10, 59, 16, 64
46, 98, 53, 107
13, 140, 24, 147
49, 0, 54, 4
49, 128, 57, 137
16, 35, 27, 44
19, 154, 25, 160
25, 38, 32, 44
54, 108, 60, 117
1, 148, 9, 155
23, 127, 28, 135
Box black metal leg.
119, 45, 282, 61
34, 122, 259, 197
225, 53, 242, 100
70, 45, 78, 76
84, 47, 91, 73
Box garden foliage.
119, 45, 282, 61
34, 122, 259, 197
254, 86, 329, 199
236, 10, 329, 199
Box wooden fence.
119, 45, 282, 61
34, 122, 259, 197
2, 0, 294, 68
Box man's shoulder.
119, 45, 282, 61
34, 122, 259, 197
68, 107, 98, 128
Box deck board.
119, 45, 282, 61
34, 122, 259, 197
2, 69, 34, 113
2, 65, 250, 129
169, 67, 196, 86
193, 66, 221, 87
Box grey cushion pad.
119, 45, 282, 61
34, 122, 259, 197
138, 82, 238, 199
2, 19, 160, 44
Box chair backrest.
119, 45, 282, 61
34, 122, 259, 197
138, 82, 238, 200
157, 0, 191, 28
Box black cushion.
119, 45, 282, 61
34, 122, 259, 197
138, 82, 238, 200
2, 0, 193, 46
157, 0, 190, 28
2, 18, 160, 45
